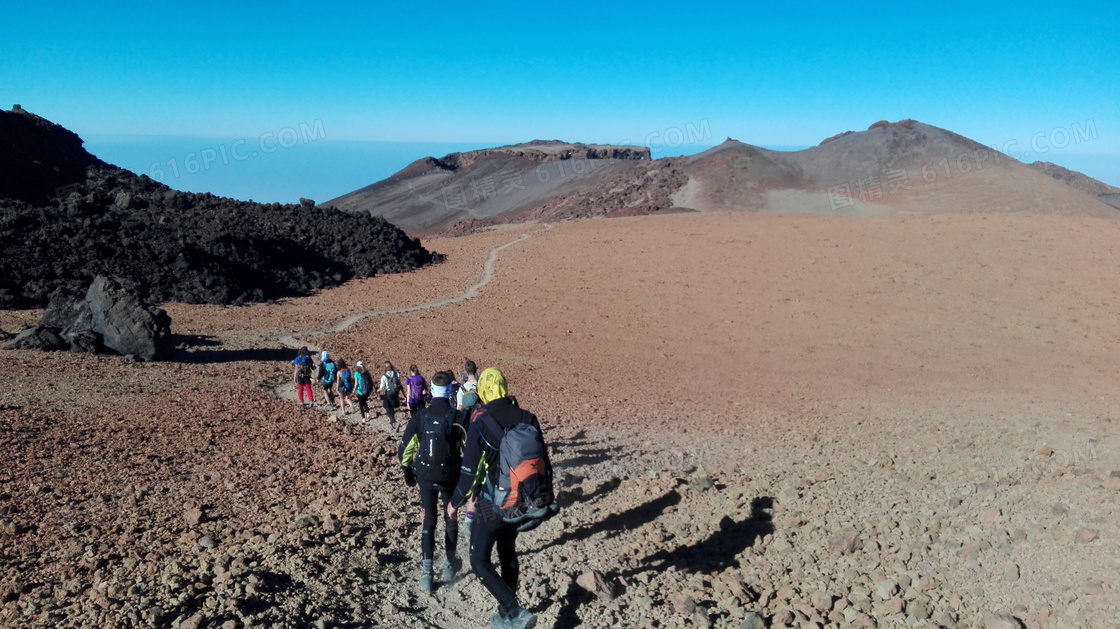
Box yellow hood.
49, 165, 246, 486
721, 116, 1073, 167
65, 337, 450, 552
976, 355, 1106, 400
477, 367, 508, 404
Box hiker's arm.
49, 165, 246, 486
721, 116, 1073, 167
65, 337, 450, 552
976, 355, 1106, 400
398, 415, 420, 467
452, 421, 486, 508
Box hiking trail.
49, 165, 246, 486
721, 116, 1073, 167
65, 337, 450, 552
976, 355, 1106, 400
272, 226, 546, 424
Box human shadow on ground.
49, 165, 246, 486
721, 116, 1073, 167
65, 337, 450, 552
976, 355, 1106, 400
534, 489, 681, 553
624, 496, 774, 577
556, 477, 622, 509
552, 496, 774, 627
173, 334, 296, 364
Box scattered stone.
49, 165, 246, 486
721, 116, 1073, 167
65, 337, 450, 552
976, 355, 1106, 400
184, 507, 203, 526
0, 518, 18, 536
738, 611, 766, 629
810, 590, 832, 612
827, 529, 862, 555
198, 535, 217, 549
671, 593, 697, 616
1074, 528, 1099, 544
1082, 580, 1105, 596
688, 473, 715, 492
296, 514, 319, 529
982, 609, 1021, 629
576, 570, 616, 601
874, 579, 899, 601
322, 514, 342, 535
180, 612, 207, 629
1003, 564, 1020, 582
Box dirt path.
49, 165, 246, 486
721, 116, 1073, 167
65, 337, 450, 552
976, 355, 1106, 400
277, 227, 539, 353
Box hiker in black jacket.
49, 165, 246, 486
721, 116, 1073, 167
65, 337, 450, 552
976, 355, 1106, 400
399, 371, 467, 593
449, 368, 550, 629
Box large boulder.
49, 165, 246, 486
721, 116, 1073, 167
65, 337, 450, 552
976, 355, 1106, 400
3, 275, 173, 361
82, 276, 173, 361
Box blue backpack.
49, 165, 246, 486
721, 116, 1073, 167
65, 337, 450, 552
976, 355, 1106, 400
321, 360, 337, 385
338, 369, 354, 395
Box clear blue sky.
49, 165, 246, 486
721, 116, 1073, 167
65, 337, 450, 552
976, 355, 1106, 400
4, 1, 1118, 202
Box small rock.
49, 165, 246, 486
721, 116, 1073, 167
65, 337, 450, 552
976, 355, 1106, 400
1082, 580, 1105, 596
873, 597, 904, 616
771, 608, 793, 625
689, 474, 715, 492
1074, 528, 1099, 544
670, 593, 697, 616
576, 570, 615, 601
198, 535, 217, 549
0, 518, 18, 536
982, 609, 1020, 629
1003, 564, 1019, 582
810, 590, 832, 612
180, 612, 207, 629
184, 508, 203, 526
295, 514, 319, 529
738, 611, 766, 629
1037, 446, 1053, 458
874, 579, 899, 601
322, 514, 341, 535
827, 529, 862, 555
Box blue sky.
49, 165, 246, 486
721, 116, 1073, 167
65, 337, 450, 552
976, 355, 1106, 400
3, 1, 1118, 202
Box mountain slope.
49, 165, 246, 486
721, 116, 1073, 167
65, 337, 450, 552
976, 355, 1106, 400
332, 120, 1117, 232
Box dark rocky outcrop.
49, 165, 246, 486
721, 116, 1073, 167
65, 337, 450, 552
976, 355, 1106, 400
0, 107, 441, 309
4, 275, 173, 361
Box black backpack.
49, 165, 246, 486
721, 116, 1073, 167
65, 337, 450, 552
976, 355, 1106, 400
481, 411, 559, 531
296, 356, 313, 379
414, 406, 461, 484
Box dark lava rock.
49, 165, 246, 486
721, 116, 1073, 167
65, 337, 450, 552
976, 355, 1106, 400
83, 276, 173, 360
6, 275, 173, 361
2, 325, 67, 352
0, 107, 441, 309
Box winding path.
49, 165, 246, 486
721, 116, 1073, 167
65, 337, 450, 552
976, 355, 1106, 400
278, 226, 542, 353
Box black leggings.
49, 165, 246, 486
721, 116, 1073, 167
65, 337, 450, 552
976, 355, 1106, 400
470, 497, 520, 616
357, 392, 371, 416
419, 484, 458, 562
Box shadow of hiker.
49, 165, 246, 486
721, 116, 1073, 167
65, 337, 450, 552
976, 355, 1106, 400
624, 496, 774, 577
556, 477, 622, 509
535, 490, 682, 552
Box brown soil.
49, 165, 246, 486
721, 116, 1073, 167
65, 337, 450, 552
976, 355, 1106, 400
3, 212, 1119, 629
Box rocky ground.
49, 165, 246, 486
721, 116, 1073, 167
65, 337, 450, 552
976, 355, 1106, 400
2, 212, 1119, 629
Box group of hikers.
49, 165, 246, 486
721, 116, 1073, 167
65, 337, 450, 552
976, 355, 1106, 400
291, 347, 480, 429
291, 349, 558, 629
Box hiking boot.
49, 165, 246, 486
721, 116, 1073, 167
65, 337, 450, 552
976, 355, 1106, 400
442, 556, 461, 582
491, 608, 536, 629
418, 572, 432, 593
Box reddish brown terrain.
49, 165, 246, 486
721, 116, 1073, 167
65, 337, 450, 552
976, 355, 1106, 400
3, 204, 1120, 628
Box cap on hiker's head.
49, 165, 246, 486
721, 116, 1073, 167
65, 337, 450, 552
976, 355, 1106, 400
299, 346, 308, 356
355, 360, 363, 368
321, 350, 329, 361
477, 368, 508, 404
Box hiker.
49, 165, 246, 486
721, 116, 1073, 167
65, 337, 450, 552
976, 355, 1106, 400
450, 368, 556, 629
355, 361, 375, 423
380, 361, 403, 430
292, 346, 315, 408
406, 364, 428, 414
398, 371, 467, 592
445, 370, 460, 410
336, 359, 355, 416
318, 350, 338, 410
